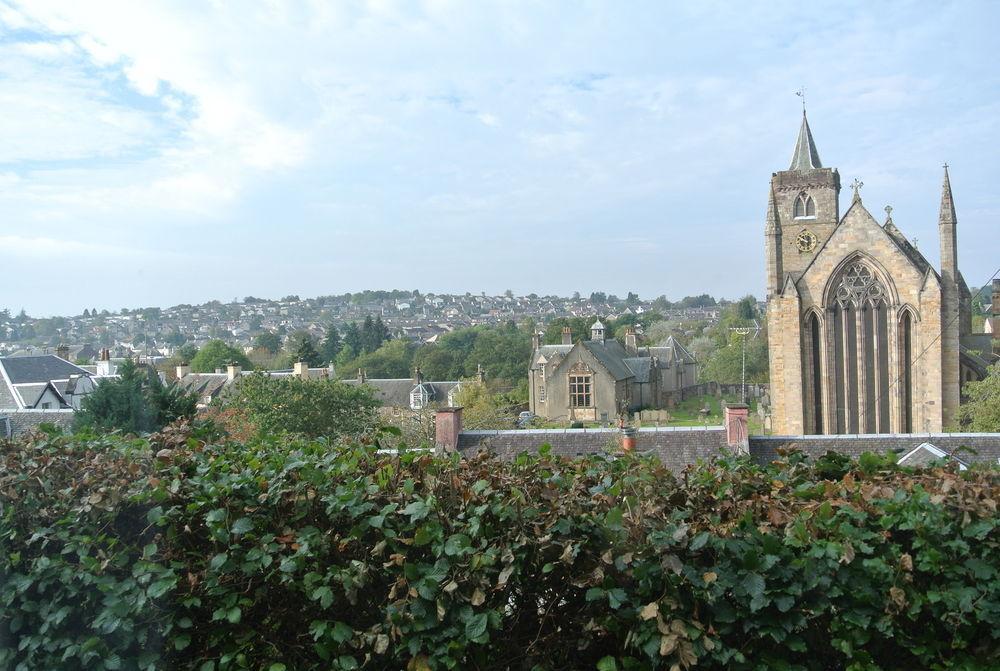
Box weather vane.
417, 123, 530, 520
795, 87, 806, 112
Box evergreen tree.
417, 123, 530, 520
361, 316, 377, 353
342, 321, 362, 358
74, 359, 197, 434
320, 323, 342, 363
374, 315, 391, 347
287, 331, 324, 367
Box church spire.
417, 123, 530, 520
789, 110, 822, 171
939, 163, 957, 225
938, 163, 958, 286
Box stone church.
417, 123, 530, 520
766, 111, 985, 435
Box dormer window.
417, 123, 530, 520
794, 193, 816, 219
410, 384, 430, 410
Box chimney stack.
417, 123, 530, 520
413, 367, 424, 385
175, 363, 191, 379
724, 404, 750, 456
624, 327, 638, 354
227, 363, 242, 382
294, 361, 310, 379
96, 348, 114, 376
56, 344, 70, 361
435, 407, 463, 453
561, 326, 573, 345
532, 331, 541, 350
357, 368, 366, 383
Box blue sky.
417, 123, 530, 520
1, 0, 997, 316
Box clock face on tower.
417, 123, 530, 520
796, 229, 818, 252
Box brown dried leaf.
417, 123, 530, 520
659, 633, 678, 656
640, 602, 659, 621
471, 588, 485, 606
702, 571, 717, 584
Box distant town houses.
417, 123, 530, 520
0, 291, 728, 361
174, 361, 466, 414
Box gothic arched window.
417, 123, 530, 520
794, 192, 816, 219
829, 261, 891, 434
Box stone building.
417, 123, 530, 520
528, 321, 697, 422
766, 111, 985, 435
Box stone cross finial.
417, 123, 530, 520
884, 204, 893, 225
850, 178, 864, 201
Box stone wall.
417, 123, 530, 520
457, 425, 728, 473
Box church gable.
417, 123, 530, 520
796, 199, 927, 308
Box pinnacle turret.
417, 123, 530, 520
789, 111, 822, 171
939, 164, 957, 225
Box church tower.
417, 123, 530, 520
767, 111, 841, 285
764, 111, 975, 436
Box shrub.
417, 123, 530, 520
1, 431, 998, 670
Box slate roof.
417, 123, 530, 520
176, 373, 230, 400
12, 383, 47, 408
581, 339, 634, 381
343, 379, 463, 408
532, 344, 572, 369
789, 111, 822, 171
0, 355, 90, 385
897, 442, 968, 469
623, 357, 652, 383
0, 410, 75, 437
649, 336, 696, 366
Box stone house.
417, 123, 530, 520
528, 321, 697, 423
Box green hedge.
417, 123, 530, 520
1, 429, 998, 670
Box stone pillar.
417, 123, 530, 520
724, 404, 750, 455
435, 407, 463, 453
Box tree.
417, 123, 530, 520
452, 380, 515, 429
320, 324, 342, 363
343, 321, 362, 358
254, 332, 283, 355
956, 363, 1000, 431
190, 340, 252, 373
284, 331, 324, 367
231, 373, 379, 438
75, 359, 197, 434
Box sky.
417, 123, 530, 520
1, 0, 998, 316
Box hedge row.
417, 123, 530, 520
1, 426, 998, 670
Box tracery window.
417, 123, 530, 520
829, 262, 891, 434
793, 192, 816, 218
569, 375, 592, 408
